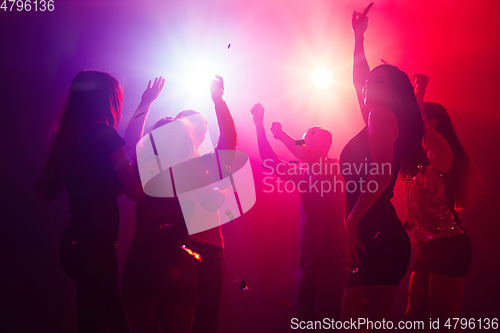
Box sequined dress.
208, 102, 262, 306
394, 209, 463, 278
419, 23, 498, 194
406, 164, 463, 246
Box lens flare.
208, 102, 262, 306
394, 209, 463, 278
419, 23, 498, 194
184, 61, 215, 96
310, 66, 333, 89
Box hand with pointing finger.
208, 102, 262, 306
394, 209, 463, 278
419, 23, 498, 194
352, 3, 373, 38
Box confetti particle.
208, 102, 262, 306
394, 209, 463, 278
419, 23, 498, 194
282, 302, 290, 307
228, 43, 231, 49
71, 241, 78, 245
134, 112, 145, 119
240, 279, 249, 290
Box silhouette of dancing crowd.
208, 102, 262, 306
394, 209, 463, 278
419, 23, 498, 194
34, 3, 479, 332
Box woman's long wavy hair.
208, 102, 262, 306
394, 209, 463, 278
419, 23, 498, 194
423, 102, 477, 209
372, 65, 426, 180
33, 71, 123, 202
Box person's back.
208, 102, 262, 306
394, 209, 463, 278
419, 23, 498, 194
34, 70, 142, 333
251, 103, 348, 329
65, 122, 125, 241
298, 157, 347, 267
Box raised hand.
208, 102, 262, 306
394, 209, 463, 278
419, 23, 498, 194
412, 74, 429, 92
210, 75, 224, 101
270, 122, 283, 140
251, 103, 265, 126
141, 77, 165, 105
352, 3, 373, 37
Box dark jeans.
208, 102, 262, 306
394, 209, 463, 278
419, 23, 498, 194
190, 242, 225, 333
297, 254, 348, 332
59, 231, 130, 333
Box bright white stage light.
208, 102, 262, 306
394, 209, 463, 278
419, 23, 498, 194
184, 61, 215, 96
310, 66, 333, 89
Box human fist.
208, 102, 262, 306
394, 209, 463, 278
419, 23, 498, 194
210, 75, 224, 101
270, 122, 283, 139
251, 103, 265, 126
412, 74, 429, 92
352, 3, 373, 37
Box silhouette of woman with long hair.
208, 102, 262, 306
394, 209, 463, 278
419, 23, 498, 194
340, 5, 425, 325
34, 71, 144, 332
405, 74, 477, 332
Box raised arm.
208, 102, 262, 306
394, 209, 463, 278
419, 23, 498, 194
413, 74, 429, 113
251, 103, 302, 184
211, 75, 237, 151
270, 122, 318, 164
424, 124, 453, 173
352, 3, 373, 124
413, 74, 453, 173
123, 77, 165, 162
